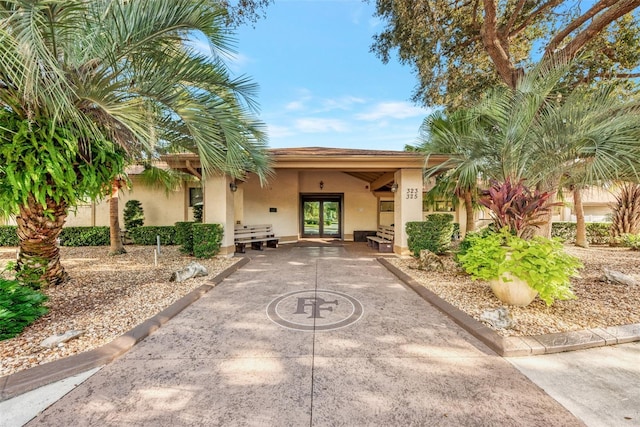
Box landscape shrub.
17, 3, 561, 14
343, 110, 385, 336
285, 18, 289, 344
123, 200, 144, 230
193, 204, 203, 223
551, 222, 612, 245
0, 226, 19, 246
406, 214, 454, 256
128, 226, 177, 245
59, 227, 110, 246
175, 221, 195, 255
620, 233, 640, 250
192, 223, 223, 258
0, 278, 49, 341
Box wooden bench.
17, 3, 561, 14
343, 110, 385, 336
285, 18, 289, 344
234, 224, 279, 253
366, 225, 394, 253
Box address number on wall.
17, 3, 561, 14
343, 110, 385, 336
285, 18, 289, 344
406, 188, 420, 199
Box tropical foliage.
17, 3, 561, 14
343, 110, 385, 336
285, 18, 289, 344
457, 229, 582, 306
479, 179, 560, 239
0, 1, 272, 285
610, 182, 640, 238
416, 59, 640, 239
0, 277, 49, 340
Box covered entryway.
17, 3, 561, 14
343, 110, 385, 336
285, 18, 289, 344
301, 194, 342, 238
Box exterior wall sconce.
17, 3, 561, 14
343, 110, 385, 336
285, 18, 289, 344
320, 180, 324, 190
390, 183, 398, 193
229, 180, 238, 192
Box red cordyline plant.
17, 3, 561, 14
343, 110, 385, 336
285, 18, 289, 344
479, 178, 561, 239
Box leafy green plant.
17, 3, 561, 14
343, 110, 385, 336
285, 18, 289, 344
192, 223, 223, 258
0, 226, 19, 246
175, 222, 195, 255
0, 278, 49, 340
128, 226, 177, 245
406, 214, 454, 256
60, 227, 110, 246
123, 200, 144, 230
457, 229, 582, 305
552, 222, 612, 245
479, 178, 561, 238
620, 233, 640, 250
193, 204, 203, 223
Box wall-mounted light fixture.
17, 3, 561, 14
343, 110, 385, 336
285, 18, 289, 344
320, 180, 324, 190
390, 183, 398, 193
229, 180, 238, 192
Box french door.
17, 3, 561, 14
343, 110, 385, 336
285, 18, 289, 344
301, 194, 342, 238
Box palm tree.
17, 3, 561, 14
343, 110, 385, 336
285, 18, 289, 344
415, 109, 489, 236
469, 60, 640, 238
611, 182, 640, 239
0, 1, 271, 286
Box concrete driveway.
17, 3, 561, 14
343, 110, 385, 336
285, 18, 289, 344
19, 243, 584, 426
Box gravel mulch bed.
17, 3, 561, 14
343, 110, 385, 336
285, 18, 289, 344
0, 246, 237, 378
388, 245, 640, 337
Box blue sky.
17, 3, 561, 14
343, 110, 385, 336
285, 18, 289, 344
226, 1, 434, 151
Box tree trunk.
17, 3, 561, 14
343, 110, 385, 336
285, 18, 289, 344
109, 179, 126, 256
15, 195, 69, 287
574, 187, 588, 248
535, 190, 558, 239
463, 190, 475, 236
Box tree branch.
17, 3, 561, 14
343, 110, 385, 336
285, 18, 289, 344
546, 0, 640, 58
482, 0, 518, 87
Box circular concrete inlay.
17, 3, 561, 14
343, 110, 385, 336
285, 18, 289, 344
266, 289, 364, 331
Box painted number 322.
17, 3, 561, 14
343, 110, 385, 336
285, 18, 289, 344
406, 188, 419, 199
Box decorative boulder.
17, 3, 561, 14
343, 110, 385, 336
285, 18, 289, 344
417, 249, 445, 272
170, 262, 208, 283
603, 268, 638, 287
40, 330, 85, 348
480, 307, 515, 330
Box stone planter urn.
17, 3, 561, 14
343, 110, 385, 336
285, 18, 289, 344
489, 271, 538, 306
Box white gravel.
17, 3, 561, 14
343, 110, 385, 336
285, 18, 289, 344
0, 245, 237, 377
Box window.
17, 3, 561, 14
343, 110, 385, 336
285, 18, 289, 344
189, 187, 203, 207
380, 201, 394, 212
434, 200, 454, 212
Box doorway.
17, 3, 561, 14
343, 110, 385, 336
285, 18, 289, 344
301, 194, 342, 238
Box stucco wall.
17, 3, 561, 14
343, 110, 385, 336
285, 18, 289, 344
65, 177, 190, 228
240, 170, 379, 241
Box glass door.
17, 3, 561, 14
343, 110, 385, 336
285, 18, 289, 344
301, 195, 342, 238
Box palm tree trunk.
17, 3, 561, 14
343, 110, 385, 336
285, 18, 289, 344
109, 179, 126, 255
15, 195, 69, 287
463, 190, 475, 236
574, 187, 588, 248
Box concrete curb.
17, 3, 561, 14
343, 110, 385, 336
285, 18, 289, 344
378, 257, 640, 357
0, 256, 250, 402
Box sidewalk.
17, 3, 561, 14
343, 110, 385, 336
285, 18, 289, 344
14, 243, 585, 426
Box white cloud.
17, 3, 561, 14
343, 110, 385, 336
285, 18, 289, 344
355, 101, 431, 121
267, 124, 295, 138
285, 101, 306, 111
295, 118, 349, 133
320, 96, 366, 112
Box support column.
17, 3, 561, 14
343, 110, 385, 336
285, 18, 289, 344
203, 174, 236, 256
393, 169, 424, 256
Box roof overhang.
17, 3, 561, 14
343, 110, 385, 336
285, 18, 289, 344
161, 147, 449, 191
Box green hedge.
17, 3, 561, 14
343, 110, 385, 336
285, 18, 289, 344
406, 214, 455, 256
175, 221, 195, 255
192, 223, 223, 258
128, 226, 177, 245
0, 278, 49, 341
551, 222, 612, 245
60, 227, 110, 246
0, 226, 19, 246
